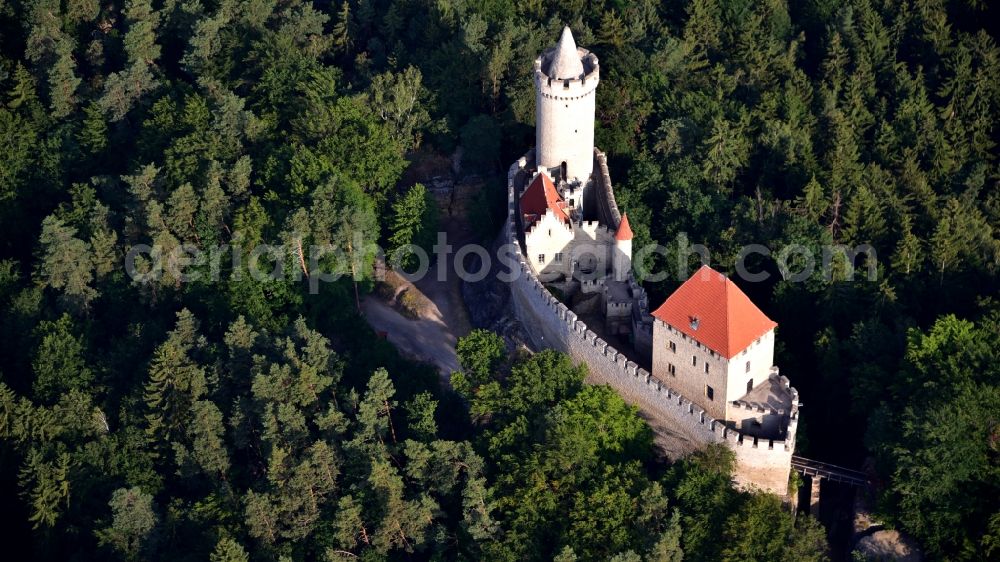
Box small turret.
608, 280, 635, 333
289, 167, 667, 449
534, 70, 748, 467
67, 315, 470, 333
613, 212, 633, 280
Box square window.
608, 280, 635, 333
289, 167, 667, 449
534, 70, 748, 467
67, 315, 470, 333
554, 253, 563, 263
669, 341, 676, 353
706, 385, 714, 401
538, 254, 545, 264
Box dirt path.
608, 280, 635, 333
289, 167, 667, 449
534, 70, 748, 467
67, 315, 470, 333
361, 294, 463, 376
361, 221, 475, 382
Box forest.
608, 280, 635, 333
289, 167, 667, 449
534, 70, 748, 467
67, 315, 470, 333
0, 0, 997, 560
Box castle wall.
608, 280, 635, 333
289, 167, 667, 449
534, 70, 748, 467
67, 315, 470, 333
506, 154, 797, 496
592, 150, 622, 227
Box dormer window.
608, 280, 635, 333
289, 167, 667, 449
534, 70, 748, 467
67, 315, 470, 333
689, 316, 699, 330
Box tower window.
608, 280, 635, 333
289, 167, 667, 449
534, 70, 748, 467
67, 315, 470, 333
706, 386, 714, 401
745, 360, 751, 373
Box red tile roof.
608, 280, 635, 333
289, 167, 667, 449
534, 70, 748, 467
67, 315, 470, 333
651, 265, 776, 359
520, 172, 569, 226
615, 212, 633, 241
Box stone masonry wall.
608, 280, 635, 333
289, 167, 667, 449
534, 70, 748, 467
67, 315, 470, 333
506, 153, 798, 496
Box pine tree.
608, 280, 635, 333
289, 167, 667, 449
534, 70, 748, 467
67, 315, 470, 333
842, 180, 887, 246
210, 537, 249, 562
891, 214, 923, 276
799, 175, 827, 223
701, 115, 750, 191
143, 309, 207, 449
331, 1, 356, 56
31, 314, 93, 403
79, 102, 109, 154
95, 487, 158, 561
175, 400, 230, 479
99, 0, 161, 120
18, 449, 71, 529
166, 183, 200, 242
389, 183, 435, 270
36, 215, 97, 310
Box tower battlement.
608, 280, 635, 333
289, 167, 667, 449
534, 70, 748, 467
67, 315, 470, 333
533, 51, 600, 99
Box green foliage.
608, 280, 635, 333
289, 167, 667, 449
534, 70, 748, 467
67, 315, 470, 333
95, 487, 159, 561
869, 313, 1000, 560
0, 0, 996, 559
460, 114, 501, 171
31, 313, 93, 403
388, 183, 438, 270
209, 537, 249, 562
455, 329, 506, 388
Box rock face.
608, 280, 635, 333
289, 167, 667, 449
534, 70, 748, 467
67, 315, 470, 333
401, 150, 482, 220
854, 530, 923, 562
460, 231, 533, 349
424, 174, 483, 219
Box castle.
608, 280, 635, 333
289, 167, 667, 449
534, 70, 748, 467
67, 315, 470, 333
506, 28, 799, 495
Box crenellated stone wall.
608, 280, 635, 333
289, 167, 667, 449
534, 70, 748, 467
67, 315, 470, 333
505, 153, 798, 496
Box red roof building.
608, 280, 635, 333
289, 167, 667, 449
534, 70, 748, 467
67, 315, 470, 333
520, 172, 570, 227
651, 265, 776, 359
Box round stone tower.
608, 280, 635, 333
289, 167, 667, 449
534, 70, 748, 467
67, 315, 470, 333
534, 27, 599, 187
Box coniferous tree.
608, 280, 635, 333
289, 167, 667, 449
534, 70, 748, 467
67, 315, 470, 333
96, 487, 159, 561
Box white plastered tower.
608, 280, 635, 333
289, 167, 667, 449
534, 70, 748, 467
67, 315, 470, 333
534, 27, 599, 194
